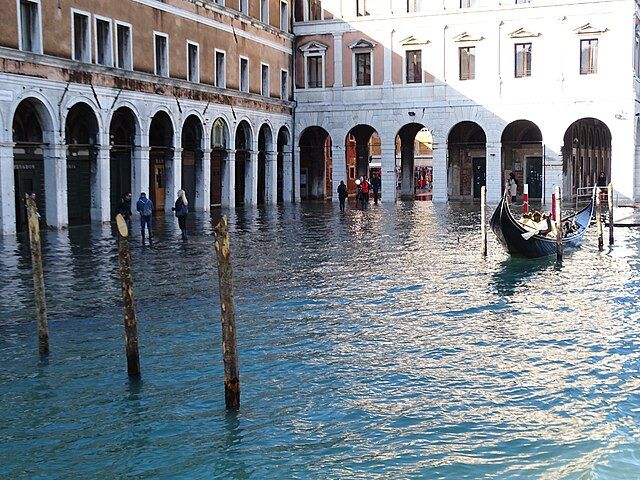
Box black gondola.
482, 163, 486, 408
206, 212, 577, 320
490, 187, 596, 258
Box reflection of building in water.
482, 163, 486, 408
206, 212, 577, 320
293, 0, 636, 206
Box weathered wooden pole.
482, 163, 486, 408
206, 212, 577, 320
555, 186, 563, 261
607, 182, 614, 245
116, 214, 141, 377
480, 186, 487, 257
596, 188, 604, 252
213, 215, 240, 410
25, 195, 49, 355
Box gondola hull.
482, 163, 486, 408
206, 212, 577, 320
490, 193, 594, 258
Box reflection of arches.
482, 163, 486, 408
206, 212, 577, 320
562, 118, 611, 197
109, 107, 137, 217
447, 121, 487, 201
66, 102, 99, 225
235, 120, 253, 206
501, 120, 543, 199
211, 117, 229, 207
181, 115, 203, 208
257, 123, 273, 205
149, 111, 174, 211
345, 124, 377, 195
277, 126, 291, 203
299, 126, 331, 200
12, 98, 52, 231
395, 123, 431, 200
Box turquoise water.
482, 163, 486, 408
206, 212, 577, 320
1, 202, 639, 479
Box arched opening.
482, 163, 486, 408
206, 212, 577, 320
562, 118, 611, 198
345, 124, 378, 197
210, 118, 228, 208
395, 123, 432, 201
66, 102, 99, 225
299, 126, 331, 200
501, 120, 543, 199
257, 124, 273, 205
149, 111, 174, 212
181, 115, 203, 208
235, 121, 252, 206
447, 122, 487, 201
109, 107, 137, 217
12, 99, 49, 232
277, 127, 291, 203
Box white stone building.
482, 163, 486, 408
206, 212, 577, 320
292, 0, 640, 206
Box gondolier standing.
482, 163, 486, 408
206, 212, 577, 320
508, 173, 518, 203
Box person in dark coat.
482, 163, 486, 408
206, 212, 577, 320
136, 192, 154, 246
371, 174, 381, 205
337, 180, 348, 212
172, 189, 189, 240
117, 192, 132, 230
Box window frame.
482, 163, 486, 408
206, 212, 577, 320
115, 20, 133, 70
261, 0, 269, 24
17, 0, 43, 54
304, 0, 323, 21
356, 0, 369, 17
94, 14, 114, 67
352, 49, 373, 87
305, 54, 324, 89
187, 40, 200, 83
280, 1, 289, 32
460, 0, 475, 8
459, 46, 476, 80
153, 31, 170, 77
280, 68, 289, 100
407, 0, 425, 13
239, 55, 250, 93
514, 42, 532, 78
579, 38, 598, 75
261, 62, 270, 97
404, 49, 423, 84
240, 0, 249, 15
71, 8, 91, 63
215, 48, 227, 88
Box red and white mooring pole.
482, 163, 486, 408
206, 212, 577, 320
551, 190, 556, 221
523, 184, 529, 214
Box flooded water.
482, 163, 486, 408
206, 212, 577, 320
1, 202, 639, 479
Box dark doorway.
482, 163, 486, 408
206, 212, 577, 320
109, 108, 136, 217
149, 111, 174, 212
448, 122, 487, 201
472, 157, 486, 199
235, 121, 252, 206
182, 115, 203, 208
526, 157, 543, 199
299, 126, 331, 200
277, 127, 290, 203
211, 118, 228, 207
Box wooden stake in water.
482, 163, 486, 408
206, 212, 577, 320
213, 216, 240, 410
26, 195, 49, 355
481, 186, 487, 257
608, 183, 614, 246
596, 189, 604, 252
555, 186, 563, 261
116, 214, 141, 377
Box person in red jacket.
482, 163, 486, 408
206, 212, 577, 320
360, 177, 370, 209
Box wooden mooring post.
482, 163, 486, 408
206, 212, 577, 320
116, 214, 141, 377
480, 186, 487, 257
607, 183, 614, 246
555, 186, 563, 261
596, 189, 604, 252
213, 216, 240, 410
26, 195, 49, 355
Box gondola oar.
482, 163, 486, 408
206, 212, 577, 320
521, 230, 539, 240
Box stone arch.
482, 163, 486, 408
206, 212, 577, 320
257, 123, 274, 205
447, 121, 487, 201
501, 120, 543, 200
109, 106, 138, 217
299, 126, 332, 200
277, 125, 292, 203
395, 123, 432, 200
345, 124, 379, 197
149, 110, 175, 211
235, 120, 253, 206
210, 117, 230, 207
181, 114, 204, 207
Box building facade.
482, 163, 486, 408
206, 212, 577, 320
1, 0, 295, 235
292, 0, 640, 206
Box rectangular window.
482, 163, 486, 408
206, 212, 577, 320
407, 0, 424, 12
187, 42, 199, 82
261, 64, 270, 96
515, 0, 531, 4
280, 1, 288, 32
308, 0, 321, 20
460, 0, 475, 7
95, 17, 113, 66
19, 0, 41, 53
154, 33, 169, 77
357, 0, 369, 16
355, 52, 371, 86
261, 0, 269, 23
72, 11, 90, 62
306, 55, 322, 88
459, 46, 475, 80
281, 69, 288, 99
240, 56, 249, 92
514, 43, 531, 78
116, 22, 132, 70
406, 50, 422, 83
580, 39, 598, 75
240, 0, 248, 15
215, 50, 226, 88
215, 0, 224, 4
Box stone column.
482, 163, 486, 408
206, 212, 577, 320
222, 149, 235, 208
282, 145, 293, 203
485, 141, 502, 203
400, 142, 413, 199
431, 143, 448, 203
331, 139, 346, 203
0, 141, 16, 235
334, 33, 343, 88
93, 144, 111, 222
543, 146, 563, 205
165, 146, 181, 213
380, 141, 396, 203
265, 150, 278, 205
132, 136, 150, 214
198, 148, 211, 212
44, 137, 68, 229
611, 123, 635, 204
294, 146, 301, 202
245, 145, 258, 206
